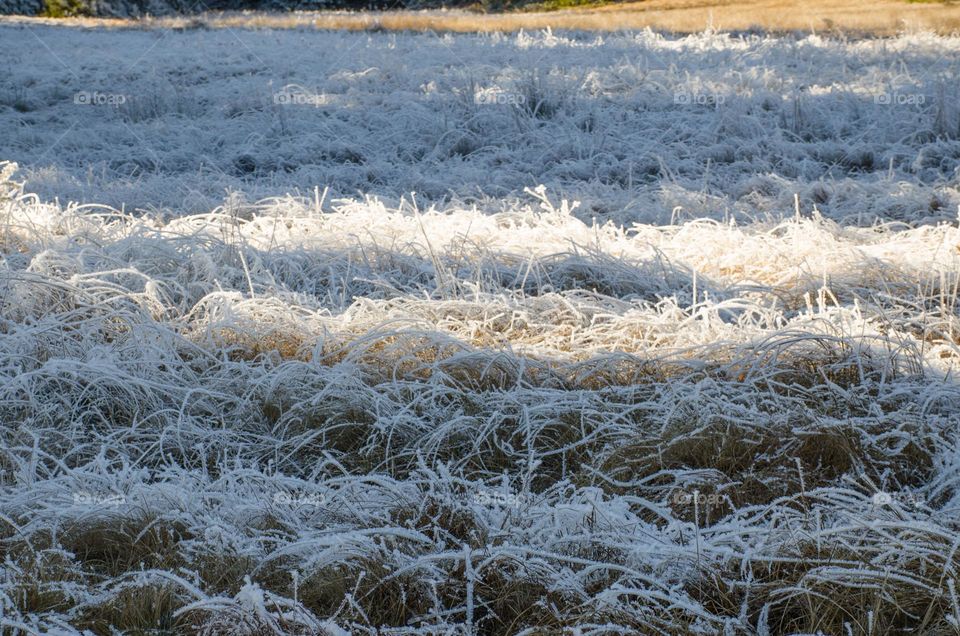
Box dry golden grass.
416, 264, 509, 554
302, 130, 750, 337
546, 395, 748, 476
2, 0, 959, 34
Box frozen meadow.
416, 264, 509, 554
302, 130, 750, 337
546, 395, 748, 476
2, 22, 960, 635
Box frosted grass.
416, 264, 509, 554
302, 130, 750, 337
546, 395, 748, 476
2, 26, 960, 635
0, 27, 959, 224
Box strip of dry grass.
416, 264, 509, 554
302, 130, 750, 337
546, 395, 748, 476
2, 0, 959, 34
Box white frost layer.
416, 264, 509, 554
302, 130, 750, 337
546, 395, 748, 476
0, 27, 958, 224
2, 168, 960, 632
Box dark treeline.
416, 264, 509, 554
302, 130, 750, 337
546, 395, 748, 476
1, 0, 475, 17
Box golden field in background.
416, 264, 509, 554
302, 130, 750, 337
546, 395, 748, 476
2, 0, 959, 34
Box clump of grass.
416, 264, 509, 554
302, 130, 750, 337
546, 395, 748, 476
695, 530, 960, 635
1, 550, 81, 617
58, 514, 191, 577
600, 349, 940, 524
77, 585, 184, 635
40, 0, 90, 17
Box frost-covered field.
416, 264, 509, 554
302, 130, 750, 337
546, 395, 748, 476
3, 24, 960, 635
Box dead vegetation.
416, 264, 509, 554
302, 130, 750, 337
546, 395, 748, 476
4, 0, 960, 34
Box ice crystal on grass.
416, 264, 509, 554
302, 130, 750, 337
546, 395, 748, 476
2, 27, 960, 636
